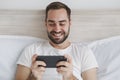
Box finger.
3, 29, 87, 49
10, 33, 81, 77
38, 65, 46, 68
56, 67, 67, 74
32, 66, 46, 74
56, 61, 68, 68
37, 61, 46, 68
33, 61, 46, 68
32, 54, 38, 64
37, 66, 46, 72
31, 54, 38, 69
64, 54, 72, 64
56, 65, 66, 68
57, 65, 73, 74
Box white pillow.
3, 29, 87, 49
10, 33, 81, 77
0, 35, 44, 80
88, 36, 120, 80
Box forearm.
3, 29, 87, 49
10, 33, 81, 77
82, 68, 97, 80
63, 74, 77, 80
27, 73, 42, 80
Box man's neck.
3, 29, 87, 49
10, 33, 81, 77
49, 40, 71, 49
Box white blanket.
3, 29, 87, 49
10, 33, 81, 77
0, 35, 120, 80
0, 35, 42, 80
89, 36, 120, 80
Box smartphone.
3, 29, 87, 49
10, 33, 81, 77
36, 56, 67, 68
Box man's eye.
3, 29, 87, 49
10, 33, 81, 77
49, 23, 55, 26
60, 23, 65, 26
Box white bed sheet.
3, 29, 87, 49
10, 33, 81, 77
89, 36, 120, 80
0, 35, 43, 80
0, 35, 120, 80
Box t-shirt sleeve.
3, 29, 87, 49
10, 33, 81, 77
17, 44, 35, 68
81, 46, 98, 72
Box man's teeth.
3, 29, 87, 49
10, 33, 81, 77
54, 33, 61, 37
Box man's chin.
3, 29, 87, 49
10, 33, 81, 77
52, 39, 64, 44
48, 35, 68, 44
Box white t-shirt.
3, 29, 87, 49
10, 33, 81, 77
17, 41, 98, 80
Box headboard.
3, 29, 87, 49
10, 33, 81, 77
0, 9, 120, 42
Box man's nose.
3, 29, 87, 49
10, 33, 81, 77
54, 24, 61, 32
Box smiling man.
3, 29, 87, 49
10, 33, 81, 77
15, 2, 98, 80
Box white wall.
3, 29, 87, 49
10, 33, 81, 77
0, 0, 120, 10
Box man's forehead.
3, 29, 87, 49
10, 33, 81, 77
47, 9, 69, 22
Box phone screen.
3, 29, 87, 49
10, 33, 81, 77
36, 56, 67, 68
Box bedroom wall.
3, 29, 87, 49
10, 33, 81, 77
0, 10, 120, 42
0, 0, 120, 10
0, 0, 120, 42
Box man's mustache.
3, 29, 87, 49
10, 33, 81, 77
50, 31, 64, 34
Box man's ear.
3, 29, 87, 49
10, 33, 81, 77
45, 21, 47, 27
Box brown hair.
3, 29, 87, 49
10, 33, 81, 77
45, 2, 71, 21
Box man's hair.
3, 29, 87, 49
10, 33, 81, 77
45, 2, 71, 21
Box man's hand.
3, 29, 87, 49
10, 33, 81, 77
31, 54, 46, 80
56, 54, 76, 80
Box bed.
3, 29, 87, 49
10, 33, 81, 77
0, 9, 120, 80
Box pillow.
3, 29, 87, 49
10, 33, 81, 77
0, 35, 45, 80
88, 36, 120, 80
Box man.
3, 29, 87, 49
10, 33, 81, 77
15, 2, 98, 80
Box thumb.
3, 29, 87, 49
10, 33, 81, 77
32, 54, 38, 64
64, 54, 72, 64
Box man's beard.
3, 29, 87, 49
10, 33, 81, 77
47, 29, 70, 44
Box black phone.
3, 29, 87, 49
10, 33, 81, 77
36, 56, 67, 68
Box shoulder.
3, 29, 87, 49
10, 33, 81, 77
71, 42, 89, 50
71, 42, 93, 57
24, 40, 49, 50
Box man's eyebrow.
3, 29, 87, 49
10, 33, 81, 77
59, 20, 67, 22
47, 20, 67, 23
48, 20, 55, 22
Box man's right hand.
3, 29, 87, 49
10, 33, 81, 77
31, 54, 46, 80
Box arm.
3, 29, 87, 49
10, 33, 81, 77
15, 64, 33, 80
81, 68, 97, 80
56, 54, 77, 80
15, 54, 46, 80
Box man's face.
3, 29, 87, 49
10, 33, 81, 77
46, 9, 71, 44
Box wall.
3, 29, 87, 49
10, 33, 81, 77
0, 0, 120, 10
0, 10, 120, 42
0, 0, 120, 41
